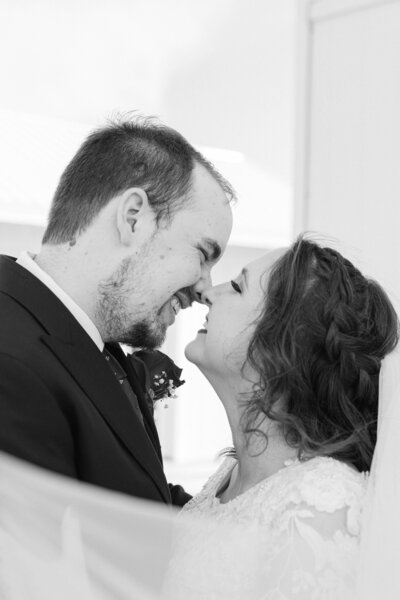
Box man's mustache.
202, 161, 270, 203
175, 287, 198, 308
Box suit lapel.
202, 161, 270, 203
0, 256, 170, 503
109, 344, 162, 456
42, 333, 170, 502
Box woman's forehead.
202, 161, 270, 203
246, 247, 288, 280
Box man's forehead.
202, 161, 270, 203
190, 163, 232, 205
181, 169, 233, 253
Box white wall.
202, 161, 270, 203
296, 0, 400, 304
0, 223, 44, 256
0, 0, 296, 185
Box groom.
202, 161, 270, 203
0, 117, 233, 506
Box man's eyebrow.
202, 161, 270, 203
202, 238, 222, 262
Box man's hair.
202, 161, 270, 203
43, 116, 235, 244
241, 235, 399, 472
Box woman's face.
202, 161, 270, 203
185, 248, 286, 377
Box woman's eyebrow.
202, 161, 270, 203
240, 267, 249, 288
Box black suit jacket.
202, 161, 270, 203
0, 256, 190, 506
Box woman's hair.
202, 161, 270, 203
243, 236, 399, 472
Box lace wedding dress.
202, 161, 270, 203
163, 455, 367, 600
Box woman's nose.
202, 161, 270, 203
200, 287, 213, 306
201, 282, 226, 306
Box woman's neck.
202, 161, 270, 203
219, 432, 298, 503
200, 370, 300, 502
219, 387, 298, 502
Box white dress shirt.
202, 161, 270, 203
16, 251, 104, 352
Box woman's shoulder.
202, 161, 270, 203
288, 455, 368, 509
262, 456, 368, 536
182, 454, 368, 537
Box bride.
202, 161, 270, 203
0, 236, 398, 600
163, 236, 399, 599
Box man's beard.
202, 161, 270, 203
96, 255, 167, 350
115, 319, 167, 351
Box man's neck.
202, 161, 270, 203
35, 245, 97, 325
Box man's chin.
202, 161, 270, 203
119, 321, 167, 351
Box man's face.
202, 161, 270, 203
97, 163, 233, 349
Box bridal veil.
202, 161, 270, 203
1, 349, 400, 599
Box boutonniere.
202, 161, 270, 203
133, 350, 185, 410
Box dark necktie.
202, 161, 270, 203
103, 347, 145, 426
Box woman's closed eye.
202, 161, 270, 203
230, 280, 242, 294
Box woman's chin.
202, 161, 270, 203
184, 334, 207, 366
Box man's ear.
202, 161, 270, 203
116, 187, 152, 246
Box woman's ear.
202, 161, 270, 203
116, 187, 152, 246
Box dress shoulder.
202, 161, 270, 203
291, 457, 367, 506
252, 456, 368, 537
168, 457, 366, 599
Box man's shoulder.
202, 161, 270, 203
0, 253, 22, 276
0, 277, 50, 363
0, 284, 42, 326
0, 254, 43, 306
0, 253, 16, 263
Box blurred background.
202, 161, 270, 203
1, 0, 399, 492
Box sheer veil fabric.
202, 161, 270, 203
0, 351, 399, 599
356, 345, 400, 599
0, 451, 176, 600
0, 451, 261, 600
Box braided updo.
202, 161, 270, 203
244, 236, 399, 471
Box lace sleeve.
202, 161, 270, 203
260, 502, 359, 600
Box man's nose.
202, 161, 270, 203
192, 269, 213, 304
